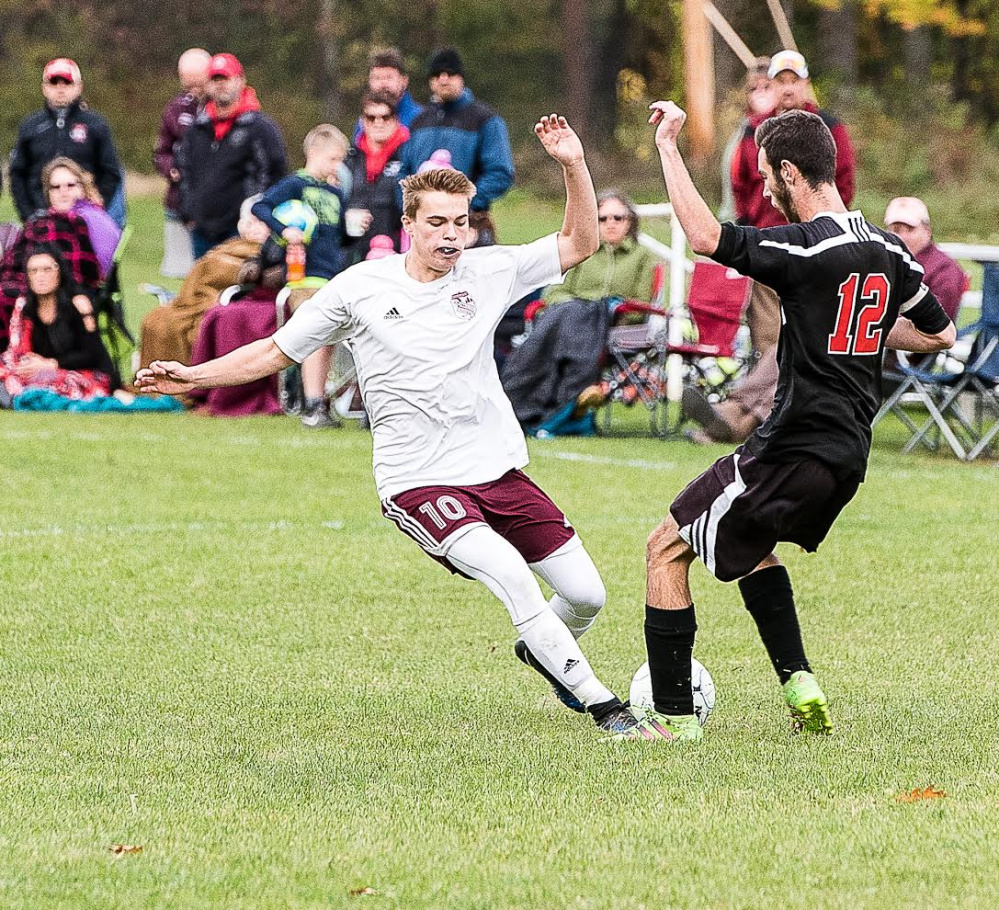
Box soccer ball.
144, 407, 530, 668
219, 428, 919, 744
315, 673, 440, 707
629, 658, 716, 726
272, 199, 319, 244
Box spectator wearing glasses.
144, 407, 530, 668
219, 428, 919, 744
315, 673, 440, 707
344, 91, 410, 260
399, 47, 515, 213
501, 190, 659, 436
9, 58, 123, 226
0, 249, 115, 405
353, 47, 422, 140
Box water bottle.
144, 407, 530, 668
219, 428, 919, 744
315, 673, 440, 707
286, 242, 306, 284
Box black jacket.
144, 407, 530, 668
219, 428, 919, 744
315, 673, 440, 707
177, 110, 287, 242
343, 144, 404, 260
9, 100, 122, 221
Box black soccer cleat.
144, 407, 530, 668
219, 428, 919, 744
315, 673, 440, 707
514, 639, 586, 713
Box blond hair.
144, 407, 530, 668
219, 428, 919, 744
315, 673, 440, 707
400, 169, 476, 219
303, 124, 348, 158
41, 156, 103, 207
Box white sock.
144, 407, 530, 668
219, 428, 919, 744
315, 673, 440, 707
531, 536, 606, 640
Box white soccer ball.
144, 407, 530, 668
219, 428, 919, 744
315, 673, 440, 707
629, 658, 716, 727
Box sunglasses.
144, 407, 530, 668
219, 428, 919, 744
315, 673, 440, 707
49, 181, 80, 190
47, 77, 74, 85
599, 214, 628, 223
363, 112, 395, 123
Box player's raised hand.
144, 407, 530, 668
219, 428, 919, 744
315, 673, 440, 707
134, 360, 197, 396
648, 101, 687, 149
534, 114, 584, 167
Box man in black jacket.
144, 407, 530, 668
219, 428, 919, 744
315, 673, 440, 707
176, 53, 287, 259
9, 58, 123, 223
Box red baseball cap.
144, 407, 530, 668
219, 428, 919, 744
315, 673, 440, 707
208, 53, 244, 79
43, 58, 82, 84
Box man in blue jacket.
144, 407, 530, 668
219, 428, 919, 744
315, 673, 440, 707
399, 47, 514, 212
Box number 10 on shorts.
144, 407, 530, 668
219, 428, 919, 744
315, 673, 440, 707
418, 495, 469, 530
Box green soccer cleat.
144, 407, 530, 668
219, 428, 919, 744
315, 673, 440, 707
604, 707, 703, 743
782, 670, 833, 734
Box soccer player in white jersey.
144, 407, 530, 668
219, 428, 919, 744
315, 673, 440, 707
136, 114, 639, 735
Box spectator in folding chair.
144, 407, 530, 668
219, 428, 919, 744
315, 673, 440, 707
137, 199, 270, 371
0, 249, 115, 407
500, 190, 659, 436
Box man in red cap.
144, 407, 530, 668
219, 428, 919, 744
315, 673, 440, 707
176, 53, 287, 258
9, 58, 123, 224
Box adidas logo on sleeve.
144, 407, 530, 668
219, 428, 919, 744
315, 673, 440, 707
383, 307, 403, 320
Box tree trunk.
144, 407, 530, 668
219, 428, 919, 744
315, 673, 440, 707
818, 1, 858, 95
682, 0, 715, 162
903, 25, 933, 90
317, 0, 340, 123
589, 0, 628, 147
561, 0, 592, 140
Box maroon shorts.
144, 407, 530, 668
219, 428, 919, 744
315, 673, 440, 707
669, 448, 860, 583
382, 469, 575, 573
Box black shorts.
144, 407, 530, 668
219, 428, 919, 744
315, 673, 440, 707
669, 448, 860, 583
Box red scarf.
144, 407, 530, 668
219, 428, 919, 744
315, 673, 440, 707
205, 86, 262, 142
358, 125, 410, 183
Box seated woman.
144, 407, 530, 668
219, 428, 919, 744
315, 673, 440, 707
0, 249, 115, 405
343, 91, 409, 261
500, 190, 660, 436
41, 157, 122, 279
0, 160, 114, 351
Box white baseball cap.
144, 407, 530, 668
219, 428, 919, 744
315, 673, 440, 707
768, 50, 809, 79
884, 197, 930, 228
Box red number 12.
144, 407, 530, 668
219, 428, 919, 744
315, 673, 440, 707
828, 272, 890, 355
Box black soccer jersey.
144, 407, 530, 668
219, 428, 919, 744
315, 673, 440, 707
712, 212, 950, 478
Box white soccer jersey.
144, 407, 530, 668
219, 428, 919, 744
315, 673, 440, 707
272, 234, 565, 499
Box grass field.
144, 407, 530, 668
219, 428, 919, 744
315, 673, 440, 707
2, 193, 998, 908
1, 410, 997, 909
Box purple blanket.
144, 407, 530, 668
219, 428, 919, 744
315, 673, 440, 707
188, 289, 282, 416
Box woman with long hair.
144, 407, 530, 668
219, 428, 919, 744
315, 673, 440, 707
0, 248, 115, 403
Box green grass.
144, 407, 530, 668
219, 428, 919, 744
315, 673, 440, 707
1, 409, 997, 909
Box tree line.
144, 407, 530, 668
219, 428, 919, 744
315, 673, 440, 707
1, 0, 996, 180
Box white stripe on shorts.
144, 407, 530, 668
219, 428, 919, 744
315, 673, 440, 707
382, 498, 442, 553
677, 454, 748, 577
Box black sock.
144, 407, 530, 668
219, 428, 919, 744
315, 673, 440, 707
644, 605, 697, 715
739, 565, 810, 685
588, 696, 624, 721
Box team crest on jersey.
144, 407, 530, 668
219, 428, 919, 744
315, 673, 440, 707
450, 290, 476, 320
69, 124, 88, 144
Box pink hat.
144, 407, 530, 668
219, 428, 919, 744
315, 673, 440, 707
208, 53, 244, 79
884, 197, 930, 228
43, 58, 81, 84
417, 149, 455, 174
365, 235, 396, 260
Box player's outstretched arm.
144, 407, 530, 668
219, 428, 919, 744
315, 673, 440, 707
534, 114, 599, 272
648, 101, 722, 256
134, 338, 293, 396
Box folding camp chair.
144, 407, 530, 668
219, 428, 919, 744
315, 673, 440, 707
94, 226, 134, 387
899, 263, 999, 461
597, 260, 751, 435
274, 289, 364, 421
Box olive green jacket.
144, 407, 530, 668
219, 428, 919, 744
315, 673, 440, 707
542, 236, 659, 306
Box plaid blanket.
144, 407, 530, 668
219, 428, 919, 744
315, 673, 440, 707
0, 211, 101, 351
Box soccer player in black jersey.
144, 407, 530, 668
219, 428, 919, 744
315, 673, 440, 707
614, 102, 956, 742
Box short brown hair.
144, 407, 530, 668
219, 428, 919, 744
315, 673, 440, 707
400, 169, 476, 220
755, 109, 836, 189
368, 47, 406, 74
41, 156, 103, 207
303, 123, 348, 157
362, 91, 398, 116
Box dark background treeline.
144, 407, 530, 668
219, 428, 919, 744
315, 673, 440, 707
3, 0, 999, 232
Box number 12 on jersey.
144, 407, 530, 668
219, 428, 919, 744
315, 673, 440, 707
828, 272, 890, 355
